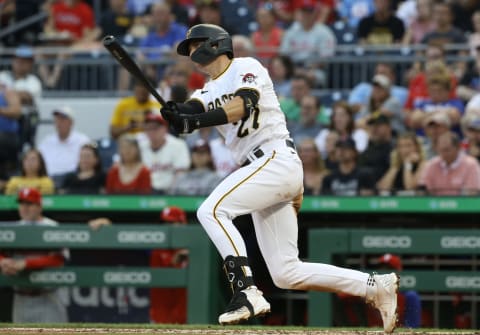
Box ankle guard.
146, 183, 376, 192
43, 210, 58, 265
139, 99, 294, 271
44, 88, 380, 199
223, 255, 254, 293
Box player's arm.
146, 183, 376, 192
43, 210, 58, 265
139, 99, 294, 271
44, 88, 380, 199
162, 88, 258, 133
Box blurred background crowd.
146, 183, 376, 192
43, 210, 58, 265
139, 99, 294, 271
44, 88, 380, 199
2, 0, 480, 197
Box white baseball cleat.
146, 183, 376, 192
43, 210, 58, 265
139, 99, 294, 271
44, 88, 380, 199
367, 272, 399, 333
218, 286, 271, 325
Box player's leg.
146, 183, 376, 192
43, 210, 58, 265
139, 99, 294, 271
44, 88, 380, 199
252, 204, 399, 333
196, 150, 301, 324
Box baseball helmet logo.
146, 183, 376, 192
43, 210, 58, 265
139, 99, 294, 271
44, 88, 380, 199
241, 73, 257, 84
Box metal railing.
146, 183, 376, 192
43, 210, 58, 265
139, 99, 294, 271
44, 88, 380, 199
0, 43, 474, 96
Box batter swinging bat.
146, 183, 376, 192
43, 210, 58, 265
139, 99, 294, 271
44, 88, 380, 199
102, 35, 167, 106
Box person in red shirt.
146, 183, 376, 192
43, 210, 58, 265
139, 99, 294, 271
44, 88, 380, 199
45, 0, 95, 41
149, 206, 189, 324
251, 4, 284, 64
106, 136, 152, 194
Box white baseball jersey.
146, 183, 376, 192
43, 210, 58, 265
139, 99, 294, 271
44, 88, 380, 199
140, 134, 191, 191
190, 57, 290, 165
193, 56, 374, 315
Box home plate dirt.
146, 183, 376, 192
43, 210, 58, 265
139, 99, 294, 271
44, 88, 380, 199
0, 328, 478, 335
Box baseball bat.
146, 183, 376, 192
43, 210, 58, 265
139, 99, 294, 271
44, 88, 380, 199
102, 35, 167, 106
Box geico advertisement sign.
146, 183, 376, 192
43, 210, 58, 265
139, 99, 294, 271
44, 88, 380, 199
117, 231, 166, 244
446, 276, 480, 289
0, 230, 15, 242
441, 236, 480, 249
362, 236, 412, 248
399, 275, 416, 289
43, 230, 90, 243
104, 272, 152, 284
29, 271, 76, 284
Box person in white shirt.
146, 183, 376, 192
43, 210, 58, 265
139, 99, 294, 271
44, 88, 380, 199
140, 112, 190, 193
38, 106, 90, 182
0, 46, 42, 106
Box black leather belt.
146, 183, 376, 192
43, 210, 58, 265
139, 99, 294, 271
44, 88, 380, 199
242, 139, 296, 167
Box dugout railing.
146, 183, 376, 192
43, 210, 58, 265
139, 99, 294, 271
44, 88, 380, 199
308, 228, 480, 329
0, 224, 221, 324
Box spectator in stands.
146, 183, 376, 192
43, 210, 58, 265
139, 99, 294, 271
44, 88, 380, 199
321, 138, 375, 196
410, 74, 464, 135
359, 113, 394, 183
279, 0, 336, 87
157, 61, 205, 102
356, 74, 404, 135
348, 62, 408, 113
140, 113, 190, 193
138, 2, 187, 78
298, 138, 328, 196
251, 4, 283, 64
419, 132, 480, 195
169, 139, 222, 195
209, 137, 237, 178
0, 81, 22, 189
457, 49, 480, 102
421, 1, 468, 78
469, 10, 480, 57
289, 95, 323, 145
324, 130, 339, 170
232, 35, 254, 58
279, 74, 312, 121
315, 101, 369, 158
59, 143, 105, 194
401, 0, 435, 45
110, 78, 161, 139
106, 135, 151, 194
404, 46, 458, 113
38, 106, 90, 184
40, 0, 98, 88
268, 55, 294, 99
0, 46, 42, 106
422, 112, 452, 159
0, 188, 68, 323
421, 2, 466, 47
97, 0, 134, 40
377, 132, 426, 194
4, 149, 54, 195
357, 0, 405, 44
336, 0, 375, 28
462, 116, 480, 162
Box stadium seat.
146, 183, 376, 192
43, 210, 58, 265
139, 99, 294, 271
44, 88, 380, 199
96, 137, 117, 171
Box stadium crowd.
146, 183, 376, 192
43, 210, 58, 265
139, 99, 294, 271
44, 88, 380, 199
2, 0, 480, 196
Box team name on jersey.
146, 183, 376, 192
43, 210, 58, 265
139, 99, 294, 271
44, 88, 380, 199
207, 93, 235, 111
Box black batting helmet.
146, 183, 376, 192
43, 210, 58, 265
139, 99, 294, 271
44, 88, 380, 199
177, 24, 233, 65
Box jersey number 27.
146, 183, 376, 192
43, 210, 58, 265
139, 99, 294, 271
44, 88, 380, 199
237, 106, 260, 138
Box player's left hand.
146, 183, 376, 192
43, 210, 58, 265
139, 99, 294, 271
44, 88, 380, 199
164, 110, 197, 134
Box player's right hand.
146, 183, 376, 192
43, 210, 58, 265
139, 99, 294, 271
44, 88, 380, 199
160, 101, 179, 123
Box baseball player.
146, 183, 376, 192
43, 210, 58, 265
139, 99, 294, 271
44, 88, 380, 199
0, 188, 68, 323
160, 24, 399, 333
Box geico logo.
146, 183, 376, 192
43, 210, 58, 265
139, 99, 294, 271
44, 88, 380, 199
117, 231, 166, 244
30, 271, 76, 284
446, 276, 480, 289
43, 230, 90, 243
400, 275, 416, 288
104, 272, 151, 284
0, 230, 15, 242
441, 236, 480, 248
362, 236, 412, 248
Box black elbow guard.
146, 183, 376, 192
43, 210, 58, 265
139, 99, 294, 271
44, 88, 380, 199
234, 88, 260, 116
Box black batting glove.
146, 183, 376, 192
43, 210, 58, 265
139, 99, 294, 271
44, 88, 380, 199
163, 110, 198, 134
159, 101, 179, 123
